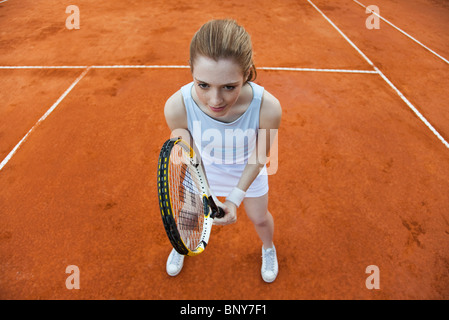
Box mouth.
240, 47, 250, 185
209, 105, 226, 113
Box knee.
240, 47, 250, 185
248, 211, 271, 227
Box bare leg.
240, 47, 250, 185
243, 193, 274, 249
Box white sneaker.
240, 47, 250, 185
166, 248, 185, 276
261, 245, 278, 283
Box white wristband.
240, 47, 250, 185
226, 187, 246, 207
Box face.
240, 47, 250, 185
191, 55, 247, 117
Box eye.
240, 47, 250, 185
198, 83, 209, 89
224, 86, 236, 90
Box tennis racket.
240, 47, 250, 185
157, 137, 225, 256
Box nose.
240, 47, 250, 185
209, 89, 223, 107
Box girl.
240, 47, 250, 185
163, 19, 281, 283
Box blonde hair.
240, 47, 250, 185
189, 19, 257, 82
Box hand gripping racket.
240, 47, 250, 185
157, 137, 225, 256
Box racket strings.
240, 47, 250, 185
177, 163, 197, 208
178, 209, 200, 230
169, 144, 204, 250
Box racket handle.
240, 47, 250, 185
208, 196, 225, 219
215, 207, 225, 219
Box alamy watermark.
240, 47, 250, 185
365, 5, 380, 30
173, 121, 279, 175
66, 5, 80, 30
365, 265, 380, 289
65, 265, 80, 289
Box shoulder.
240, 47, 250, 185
164, 90, 188, 130
259, 89, 282, 129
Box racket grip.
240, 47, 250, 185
208, 196, 225, 219
215, 207, 225, 219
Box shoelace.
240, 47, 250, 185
170, 251, 184, 266
263, 248, 275, 271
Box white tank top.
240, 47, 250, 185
181, 81, 264, 166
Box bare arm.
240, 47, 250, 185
164, 90, 191, 143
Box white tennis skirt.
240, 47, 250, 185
203, 162, 269, 198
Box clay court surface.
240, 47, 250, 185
0, 0, 448, 300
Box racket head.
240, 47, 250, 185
157, 137, 214, 256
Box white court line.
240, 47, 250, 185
0, 67, 91, 172
259, 67, 378, 74
0, 65, 186, 70
307, 0, 449, 150
0, 65, 378, 73
0, 66, 88, 69
92, 65, 190, 69
354, 0, 449, 65
0, 0, 9, 4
